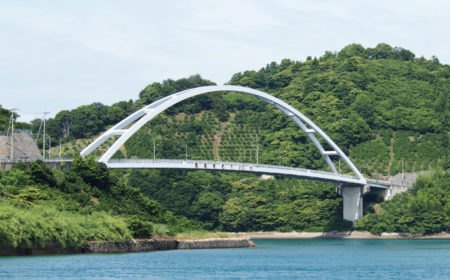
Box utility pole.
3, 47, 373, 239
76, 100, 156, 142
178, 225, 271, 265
42, 116, 45, 158
252, 144, 259, 164
42, 112, 49, 159
185, 143, 188, 161
48, 136, 51, 159
59, 138, 62, 160
10, 111, 13, 160
153, 138, 156, 162
9, 109, 17, 160
256, 133, 259, 164
402, 158, 405, 186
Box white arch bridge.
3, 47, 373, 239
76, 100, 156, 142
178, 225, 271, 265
81, 85, 408, 222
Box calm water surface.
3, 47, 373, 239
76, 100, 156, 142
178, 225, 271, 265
0, 239, 449, 279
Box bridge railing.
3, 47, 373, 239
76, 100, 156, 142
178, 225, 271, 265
107, 158, 361, 180
44, 158, 74, 163
1, 157, 360, 181
366, 178, 412, 188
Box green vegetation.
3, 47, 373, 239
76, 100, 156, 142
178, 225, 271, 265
119, 43, 448, 233
130, 170, 352, 232
356, 171, 450, 234
37, 44, 449, 175
0, 157, 200, 250
0, 106, 30, 133
1, 43, 449, 243
0, 204, 131, 248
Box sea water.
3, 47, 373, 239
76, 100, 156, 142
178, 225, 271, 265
0, 239, 449, 279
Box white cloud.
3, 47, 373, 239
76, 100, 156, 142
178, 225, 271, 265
0, 0, 449, 122
178, 0, 282, 32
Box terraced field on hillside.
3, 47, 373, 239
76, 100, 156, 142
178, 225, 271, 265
50, 110, 443, 178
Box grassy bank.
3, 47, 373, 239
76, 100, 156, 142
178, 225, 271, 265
176, 231, 233, 240
0, 203, 131, 248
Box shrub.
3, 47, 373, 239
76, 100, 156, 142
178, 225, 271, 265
125, 216, 154, 238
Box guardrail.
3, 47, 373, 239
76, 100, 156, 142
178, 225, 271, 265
0, 129, 33, 136
366, 178, 412, 188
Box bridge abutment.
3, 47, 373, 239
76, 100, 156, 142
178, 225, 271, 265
341, 185, 364, 222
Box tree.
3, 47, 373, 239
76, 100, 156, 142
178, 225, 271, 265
30, 160, 57, 187
70, 155, 110, 189
372, 43, 393, 59
352, 94, 375, 125
392, 47, 415, 61
0, 106, 11, 131
69, 103, 108, 138
55, 110, 71, 138
138, 75, 215, 106
338, 43, 367, 59
193, 192, 223, 228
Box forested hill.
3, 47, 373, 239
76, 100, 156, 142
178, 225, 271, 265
4, 43, 448, 234
35, 43, 448, 175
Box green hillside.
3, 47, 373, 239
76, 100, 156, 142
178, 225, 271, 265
3, 43, 450, 237
42, 43, 448, 176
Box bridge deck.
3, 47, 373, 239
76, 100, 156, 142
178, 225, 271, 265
106, 159, 391, 187
1, 158, 400, 188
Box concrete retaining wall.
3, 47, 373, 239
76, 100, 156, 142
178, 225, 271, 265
82, 238, 178, 253
0, 238, 254, 256
0, 133, 42, 160
177, 238, 255, 249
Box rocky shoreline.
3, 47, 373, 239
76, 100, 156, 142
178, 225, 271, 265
3, 231, 447, 256
0, 237, 255, 256
233, 231, 450, 239
178, 238, 255, 249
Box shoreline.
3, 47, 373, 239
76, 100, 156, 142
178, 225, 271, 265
231, 231, 450, 239
3, 231, 448, 256
0, 237, 255, 257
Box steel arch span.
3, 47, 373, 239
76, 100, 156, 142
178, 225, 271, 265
80, 85, 366, 185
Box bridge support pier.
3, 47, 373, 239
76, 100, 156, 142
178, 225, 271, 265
341, 186, 364, 222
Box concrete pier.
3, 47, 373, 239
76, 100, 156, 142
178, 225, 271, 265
342, 186, 363, 222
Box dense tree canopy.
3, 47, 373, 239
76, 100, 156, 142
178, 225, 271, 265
0, 106, 30, 132
2, 43, 448, 236
355, 171, 449, 234
0, 156, 203, 249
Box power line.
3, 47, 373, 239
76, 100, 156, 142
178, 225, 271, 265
15, 109, 50, 116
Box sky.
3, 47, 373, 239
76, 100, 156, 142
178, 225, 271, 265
1, 0, 449, 122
